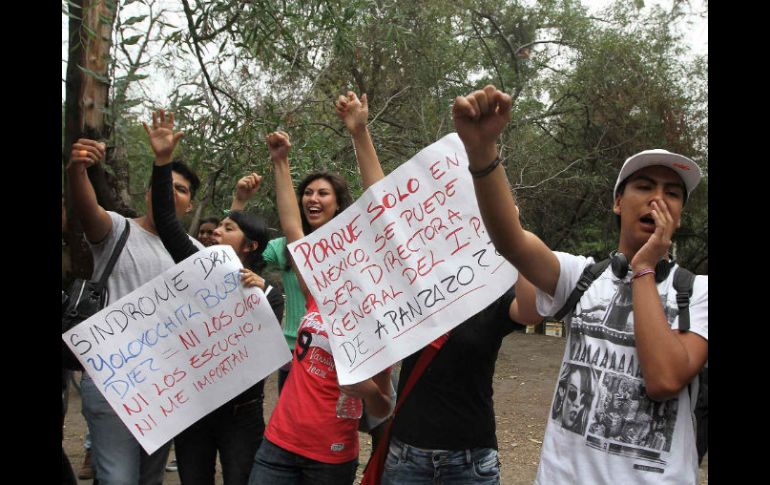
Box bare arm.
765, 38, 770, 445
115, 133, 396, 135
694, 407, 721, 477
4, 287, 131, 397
66, 139, 112, 243
230, 173, 262, 211
335, 91, 384, 189
267, 131, 310, 296
452, 85, 560, 296
339, 368, 393, 419
508, 274, 542, 326
630, 198, 707, 400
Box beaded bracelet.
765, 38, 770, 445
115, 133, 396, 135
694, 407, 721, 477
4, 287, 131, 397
631, 268, 656, 281
468, 155, 503, 179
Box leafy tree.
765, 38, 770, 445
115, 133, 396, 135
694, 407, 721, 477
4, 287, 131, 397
63, 0, 707, 274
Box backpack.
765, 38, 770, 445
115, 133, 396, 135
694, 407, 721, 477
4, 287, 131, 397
61, 219, 130, 371
548, 259, 707, 462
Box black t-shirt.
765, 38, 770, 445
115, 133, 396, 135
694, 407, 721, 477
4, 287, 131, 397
391, 287, 522, 450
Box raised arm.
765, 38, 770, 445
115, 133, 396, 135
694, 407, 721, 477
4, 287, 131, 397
267, 131, 310, 297
452, 85, 560, 297
268, 131, 303, 244
335, 91, 384, 189
145, 109, 197, 263
230, 172, 262, 211
66, 139, 111, 243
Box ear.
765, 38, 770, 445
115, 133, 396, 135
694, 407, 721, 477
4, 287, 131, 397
243, 240, 258, 254
612, 195, 622, 216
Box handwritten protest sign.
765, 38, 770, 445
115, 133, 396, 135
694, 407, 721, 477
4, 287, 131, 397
288, 133, 517, 385
63, 245, 291, 454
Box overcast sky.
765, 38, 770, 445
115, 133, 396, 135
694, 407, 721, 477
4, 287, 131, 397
61, 0, 707, 104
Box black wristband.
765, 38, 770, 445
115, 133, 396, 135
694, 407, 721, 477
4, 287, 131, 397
468, 155, 503, 179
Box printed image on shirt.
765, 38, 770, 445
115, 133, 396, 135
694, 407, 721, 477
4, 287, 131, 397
570, 279, 669, 347
587, 374, 677, 452
562, 276, 680, 466
550, 363, 598, 435
295, 310, 335, 380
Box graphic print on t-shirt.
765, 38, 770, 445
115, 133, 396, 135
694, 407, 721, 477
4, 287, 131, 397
556, 277, 679, 469
295, 310, 335, 380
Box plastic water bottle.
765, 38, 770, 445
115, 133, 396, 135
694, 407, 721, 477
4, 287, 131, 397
336, 393, 363, 419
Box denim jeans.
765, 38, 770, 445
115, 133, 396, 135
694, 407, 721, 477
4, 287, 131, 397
247, 438, 358, 485
175, 398, 265, 485
381, 437, 500, 485
81, 374, 171, 485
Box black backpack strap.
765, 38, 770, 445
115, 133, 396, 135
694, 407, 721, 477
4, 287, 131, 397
95, 219, 131, 289
551, 259, 611, 321
673, 267, 695, 332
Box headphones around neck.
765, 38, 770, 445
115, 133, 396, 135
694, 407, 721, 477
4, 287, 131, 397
609, 251, 675, 283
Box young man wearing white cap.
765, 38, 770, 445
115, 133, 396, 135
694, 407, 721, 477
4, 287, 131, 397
451, 85, 707, 484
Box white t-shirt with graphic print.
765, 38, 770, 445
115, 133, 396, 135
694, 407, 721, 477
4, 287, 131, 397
534, 251, 707, 485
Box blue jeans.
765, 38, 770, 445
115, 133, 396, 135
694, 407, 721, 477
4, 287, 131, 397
381, 437, 500, 485
247, 438, 358, 485
175, 398, 264, 485
81, 374, 171, 485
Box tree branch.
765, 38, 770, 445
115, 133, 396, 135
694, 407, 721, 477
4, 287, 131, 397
181, 0, 222, 110
368, 86, 410, 126
471, 19, 506, 92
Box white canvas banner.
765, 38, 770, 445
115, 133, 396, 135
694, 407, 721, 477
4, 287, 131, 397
288, 133, 517, 385
63, 245, 291, 454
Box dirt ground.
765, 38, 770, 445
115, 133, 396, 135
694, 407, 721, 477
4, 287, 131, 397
63, 333, 708, 484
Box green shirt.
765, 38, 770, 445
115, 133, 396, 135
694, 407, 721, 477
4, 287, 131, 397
263, 237, 306, 349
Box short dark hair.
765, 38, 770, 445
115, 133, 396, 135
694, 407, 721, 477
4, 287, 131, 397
148, 159, 200, 199
613, 174, 688, 229
171, 160, 200, 199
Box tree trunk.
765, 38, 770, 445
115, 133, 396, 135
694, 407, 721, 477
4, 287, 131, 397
62, 0, 120, 281
188, 166, 224, 234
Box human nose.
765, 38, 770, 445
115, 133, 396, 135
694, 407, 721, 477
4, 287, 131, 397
648, 185, 666, 202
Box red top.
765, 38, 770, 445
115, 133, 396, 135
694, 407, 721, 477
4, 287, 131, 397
264, 296, 359, 463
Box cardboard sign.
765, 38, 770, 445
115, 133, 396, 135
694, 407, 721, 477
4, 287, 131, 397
288, 133, 517, 385
63, 245, 291, 454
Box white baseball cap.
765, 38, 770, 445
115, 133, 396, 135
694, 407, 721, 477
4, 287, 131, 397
613, 149, 702, 200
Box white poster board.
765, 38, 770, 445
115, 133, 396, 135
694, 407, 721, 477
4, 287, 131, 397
288, 133, 517, 385
63, 245, 291, 454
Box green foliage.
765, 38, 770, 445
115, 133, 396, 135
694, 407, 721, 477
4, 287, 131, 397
77, 0, 707, 271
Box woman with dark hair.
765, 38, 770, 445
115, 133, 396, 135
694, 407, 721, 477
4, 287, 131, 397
147, 111, 284, 485
195, 216, 220, 247
330, 92, 540, 485
245, 122, 391, 485
551, 363, 595, 435
230, 170, 353, 395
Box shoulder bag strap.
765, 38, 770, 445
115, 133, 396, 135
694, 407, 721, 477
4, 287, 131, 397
361, 332, 451, 485
551, 258, 610, 321
673, 266, 695, 332
95, 219, 131, 289
393, 332, 450, 414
